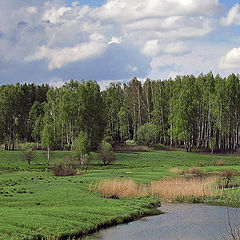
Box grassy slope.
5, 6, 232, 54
0, 150, 240, 239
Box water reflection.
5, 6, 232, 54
81, 203, 240, 240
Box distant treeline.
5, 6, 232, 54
1, 72, 240, 152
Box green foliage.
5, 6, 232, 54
21, 143, 35, 165
103, 83, 124, 142
29, 101, 44, 144
125, 139, 137, 146
136, 123, 158, 147
73, 131, 89, 165
99, 140, 116, 165
41, 124, 55, 149
41, 124, 55, 165
2, 73, 240, 154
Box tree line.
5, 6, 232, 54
1, 72, 240, 153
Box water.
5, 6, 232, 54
81, 203, 240, 240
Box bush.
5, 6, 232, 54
170, 167, 185, 175
212, 160, 225, 166
188, 166, 203, 175
221, 169, 236, 188
51, 156, 79, 176
21, 143, 35, 165
136, 123, 157, 147
99, 141, 116, 165
125, 139, 137, 146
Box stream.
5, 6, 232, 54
81, 203, 240, 240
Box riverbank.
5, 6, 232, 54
81, 203, 240, 240
1, 150, 240, 239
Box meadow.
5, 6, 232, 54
1, 149, 240, 239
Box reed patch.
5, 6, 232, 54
90, 178, 148, 198
150, 176, 221, 200
169, 167, 185, 175
91, 176, 223, 201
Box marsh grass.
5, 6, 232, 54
188, 166, 203, 175
150, 176, 221, 200
213, 159, 225, 166
169, 167, 185, 175
91, 178, 148, 198
170, 166, 203, 176
91, 176, 223, 201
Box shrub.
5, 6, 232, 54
125, 139, 137, 146
21, 143, 35, 165
99, 140, 116, 165
51, 156, 79, 176
136, 123, 157, 147
212, 160, 225, 166
221, 169, 236, 188
170, 167, 185, 175
188, 166, 203, 175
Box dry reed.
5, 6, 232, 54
213, 159, 225, 166
151, 176, 221, 200
188, 166, 203, 175
91, 178, 148, 198
169, 167, 185, 175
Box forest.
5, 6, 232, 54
0, 72, 240, 153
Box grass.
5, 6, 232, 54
151, 176, 220, 200
91, 178, 148, 198
1, 149, 240, 239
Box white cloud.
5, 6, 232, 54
25, 38, 106, 70
49, 78, 65, 88
27, 6, 38, 14
221, 4, 240, 26
98, 79, 125, 90
127, 64, 138, 72
42, 6, 71, 24
91, 0, 221, 22
219, 48, 240, 69
0, 0, 230, 82
168, 71, 185, 79
141, 40, 190, 57
141, 40, 161, 57
72, 1, 79, 7
108, 37, 122, 44
147, 50, 220, 80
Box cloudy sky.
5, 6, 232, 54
1, 0, 240, 88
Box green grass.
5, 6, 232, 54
1, 150, 240, 239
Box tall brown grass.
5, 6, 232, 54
91, 176, 222, 201
169, 167, 185, 175
151, 176, 221, 200
91, 178, 148, 198
213, 159, 225, 166
188, 166, 203, 175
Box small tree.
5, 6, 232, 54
41, 124, 54, 165
99, 140, 116, 165
21, 143, 35, 165
74, 131, 89, 165
136, 123, 158, 147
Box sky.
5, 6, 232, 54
1, 0, 240, 88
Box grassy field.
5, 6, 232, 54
1, 150, 240, 239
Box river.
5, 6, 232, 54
81, 203, 240, 240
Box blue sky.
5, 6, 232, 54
1, 0, 240, 88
